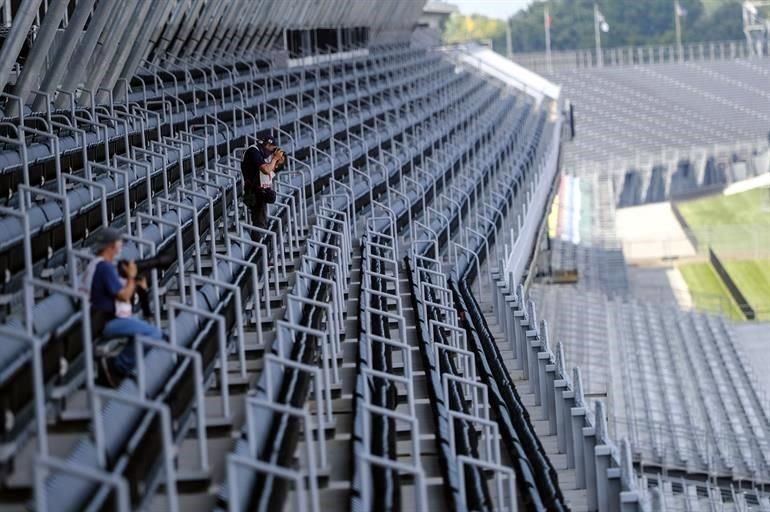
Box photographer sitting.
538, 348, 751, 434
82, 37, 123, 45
84, 227, 165, 387
241, 134, 285, 233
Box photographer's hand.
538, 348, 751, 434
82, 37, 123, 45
125, 260, 138, 279
116, 260, 138, 302
274, 150, 286, 171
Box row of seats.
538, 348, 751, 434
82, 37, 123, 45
407, 258, 493, 509
351, 230, 407, 510
217, 49, 527, 510
453, 277, 567, 510
0, 46, 451, 282
611, 151, 767, 208
0, 46, 467, 457
6, 44, 488, 503
532, 286, 770, 481
553, 58, 770, 163
490, 276, 648, 511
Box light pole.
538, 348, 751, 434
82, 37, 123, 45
674, 0, 684, 61
594, 3, 603, 67
545, 2, 553, 73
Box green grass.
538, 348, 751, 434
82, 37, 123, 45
701, 0, 731, 14
675, 189, 770, 320
678, 263, 744, 320
677, 188, 770, 257
677, 188, 770, 229
722, 260, 770, 320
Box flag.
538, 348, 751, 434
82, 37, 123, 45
595, 9, 609, 33
676, 1, 687, 17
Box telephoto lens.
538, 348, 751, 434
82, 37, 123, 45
117, 253, 175, 278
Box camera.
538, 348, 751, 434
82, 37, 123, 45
272, 147, 286, 170
117, 253, 175, 278
116, 253, 175, 318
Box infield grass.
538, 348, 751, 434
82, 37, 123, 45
721, 260, 770, 320
678, 262, 744, 320
676, 189, 770, 320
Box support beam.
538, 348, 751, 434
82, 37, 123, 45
0, 0, 44, 96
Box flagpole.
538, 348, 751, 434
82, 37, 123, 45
674, 0, 683, 61
594, 3, 603, 67
544, 3, 553, 73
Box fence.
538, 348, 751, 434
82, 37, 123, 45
689, 224, 770, 260
565, 140, 769, 173
615, 224, 770, 319
614, 224, 770, 262
627, 283, 740, 319
611, 415, 770, 483
513, 40, 756, 74
709, 247, 756, 320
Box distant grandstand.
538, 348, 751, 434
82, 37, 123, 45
539, 22, 770, 511
0, 1, 768, 511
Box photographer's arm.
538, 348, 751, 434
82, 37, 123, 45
258, 162, 276, 175
116, 261, 138, 302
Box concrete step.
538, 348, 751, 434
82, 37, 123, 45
475, 281, 591, 512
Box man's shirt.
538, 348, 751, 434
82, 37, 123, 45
243, 145, 274, 189
90, 261, 123, 317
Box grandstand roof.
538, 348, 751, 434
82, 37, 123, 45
452, 43, 561, 106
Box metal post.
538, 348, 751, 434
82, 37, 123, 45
594, 3, 603, 68
675, 0, 683, 62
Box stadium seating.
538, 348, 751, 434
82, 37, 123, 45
2, 28, 638, 509
0, 46, 463, 453
540, 212, 770, 484
537, 100, 770, 505
553, 59, 770, 161
554, 58, 770, 208
7, 3, 768, 511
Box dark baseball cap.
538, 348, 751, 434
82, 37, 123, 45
259, 131, 276, 146
92, 227, 123, 252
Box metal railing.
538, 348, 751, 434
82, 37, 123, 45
0, 44, 468, 511
513, 40, 757, 74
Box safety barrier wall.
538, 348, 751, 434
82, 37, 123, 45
708, 246, 756, 320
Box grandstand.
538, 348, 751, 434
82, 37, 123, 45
536, 33, 770, 511
554, 58, 770, 209
0, 1, 768, 511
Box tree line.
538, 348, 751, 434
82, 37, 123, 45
443, 0, 744, 54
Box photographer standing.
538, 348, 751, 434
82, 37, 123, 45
241, 134, 285, 232
84, 227, 165, 387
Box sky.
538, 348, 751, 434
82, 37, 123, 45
450, 0, 531, 20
